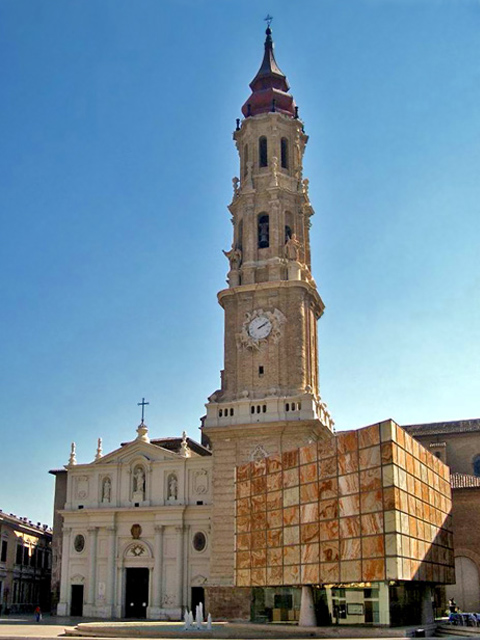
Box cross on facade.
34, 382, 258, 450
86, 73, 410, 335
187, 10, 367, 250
264, 14, 273, 28
137, 397, 149, 423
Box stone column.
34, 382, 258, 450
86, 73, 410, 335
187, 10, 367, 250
87, 527, 98, 608
106, 526, 116, 613
182, 525, 190, 607
299, 586, 316, 626
152, 525, 164, 611
175, 525, 184, 611
57, 527, 72, 615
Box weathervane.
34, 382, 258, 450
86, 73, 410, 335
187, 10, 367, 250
264, 14, 273, 28
137, 397, 149, 424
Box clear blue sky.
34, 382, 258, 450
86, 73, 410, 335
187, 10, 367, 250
1, 0, 479, 526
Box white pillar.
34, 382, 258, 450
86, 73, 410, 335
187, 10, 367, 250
299, 586, 316, 627
182, 524, 190, 608
87, 527, 98, 608
152, 525, 164, 610
57, 526, 72, 615
106, 526, 116, 612
175, 525, 184, 611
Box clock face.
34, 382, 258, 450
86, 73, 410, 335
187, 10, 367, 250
248, 315, 272, 340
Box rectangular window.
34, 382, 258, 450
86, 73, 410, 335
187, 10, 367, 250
16, 545, 23, 565
1, 540, 7, 562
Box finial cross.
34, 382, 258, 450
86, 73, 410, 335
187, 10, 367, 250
264, 14, 273, 28
137, 397, 149, 423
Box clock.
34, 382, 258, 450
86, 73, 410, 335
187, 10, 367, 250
248, 315, 272, 340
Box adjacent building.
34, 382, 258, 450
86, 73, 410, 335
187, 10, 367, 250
0, 511, 52, 614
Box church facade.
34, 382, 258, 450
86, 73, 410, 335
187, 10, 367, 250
50, 25, 457, 626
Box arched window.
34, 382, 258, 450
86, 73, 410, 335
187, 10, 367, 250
473, 455, 480, 477
285, 225, 292, 243
281, 137, 289, 169
259, 136, 268, 167
258, 214, 269, 248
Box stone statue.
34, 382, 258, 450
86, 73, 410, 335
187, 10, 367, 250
102, 476, 111, 503
133, 467, 145, 496
168, 473, 178, 500
223, 245, 242, 270
285, 233, 301, 261
181, 431, 191, 458
232, 176, 240, 198
302, 178, 310, 196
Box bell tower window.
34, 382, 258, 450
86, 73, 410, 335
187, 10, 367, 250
258, 214, 269, 248
259, 136, 268, 167
281, 137, 289, 169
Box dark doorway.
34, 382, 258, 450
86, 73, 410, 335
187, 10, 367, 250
125, 568, 149, 618
70, 585, 84, 616
191, 586, 204, 613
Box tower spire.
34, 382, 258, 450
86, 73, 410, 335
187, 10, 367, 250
241, 23, 296, 118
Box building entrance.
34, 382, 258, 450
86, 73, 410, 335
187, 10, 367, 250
70, 584, 84, 616
191, 587, 204, 613
125, 568, 149, 618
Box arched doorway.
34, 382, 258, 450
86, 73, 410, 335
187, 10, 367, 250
446, 556, 480, 612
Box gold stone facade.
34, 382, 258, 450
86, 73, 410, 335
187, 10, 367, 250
234, 420, 454, 588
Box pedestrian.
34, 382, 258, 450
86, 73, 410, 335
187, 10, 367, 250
449, 598, 457, 613
34, 606, 42, 622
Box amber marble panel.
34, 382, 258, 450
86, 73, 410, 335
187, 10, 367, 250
299, 443, 318, 465
284, 545, 300, 566
302, 563, 320, 584
251, 568, 266, 586
318, 436, 337, 459
251, 494, 266, 513
363, 558, 385, 581
319, 477, 338, 500
320, 540, 339, 562
237, 516, 251, 533
237, 481, 251, 499
301, 542, 319, 564
236, 551, 251, 569
301, 522, 320, 543
320, 562, 340, 583
320, 498, 339, 519
338, 452, 359, 475
381, 442, 393, 465
320, 519, 339, 541
362, 534, 385, 558
360, 467, 382, 492
319, 456, 338, 479
283, 467, 300, 488
337, 430, 358, 454
340, 537, 361, 560
267, 547, 283, 567
361, 512, 384, 536
338, 473, 360, 496
300, 482, 319, 504
267, 529, 283, 548
284, 526, 300, 546
300, 462, 318, 485
251, 530, 267, 549
340, 560, 361, 582
237, 465, 250, 483
300, 502, 319, 524
359, 445, 381, 470
339, 494, 360, 517
237, 497, 251, 517
267, 472, 283, 493
284, 486, 300, 507
267, 566, 283, 585
252, 512, 267, 531
267, 509, 283, 530
339, 516, 360, 539
267, 490, 283, 511
236, 533, 251, 551
251, 548, 267, 568
267, 455, 283, 474
282, 449, 299, 469
252, 458, 267, 478
236, 569, 251, 587
284, 564, 300, 584
283, 505, 300, 527
251, 477, 267, 495
358, 424, 380, 449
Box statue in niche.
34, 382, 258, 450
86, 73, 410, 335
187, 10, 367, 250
133, 466, 145, 499
167, 473, 178, 501
232, 176, 240, 198
270, 156, 279, 187
285, 233, 301, 261
223, 245, 242, 270
102, 477, 111, 503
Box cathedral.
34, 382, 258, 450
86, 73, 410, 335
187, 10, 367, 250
50, 25, 456, 626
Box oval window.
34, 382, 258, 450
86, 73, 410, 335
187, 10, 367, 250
193, 531, 207, 552
74, 534, 85, 553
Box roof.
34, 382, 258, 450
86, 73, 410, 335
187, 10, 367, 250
0, 510, 52, 536
120, 435, 212, 457
403, 418, 480, 437
451, 473, 480, 490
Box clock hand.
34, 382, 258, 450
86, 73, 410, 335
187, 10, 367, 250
258, 321, 269, 329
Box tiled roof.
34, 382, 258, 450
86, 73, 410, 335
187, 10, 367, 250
451, 473, 480, 490
403, 419, 480, 436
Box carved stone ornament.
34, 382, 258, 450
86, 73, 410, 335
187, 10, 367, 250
193, 469, 209, 495
130, 524, 142, 540
129, 544, 145, 557
75, 475, 89, 499
236, 308, 286, 351
251, 445, 269, 462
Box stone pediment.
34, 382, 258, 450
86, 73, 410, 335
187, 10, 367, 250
93, 440, 180, 466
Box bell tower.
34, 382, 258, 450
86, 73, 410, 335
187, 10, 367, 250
203, 24, 333, 617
